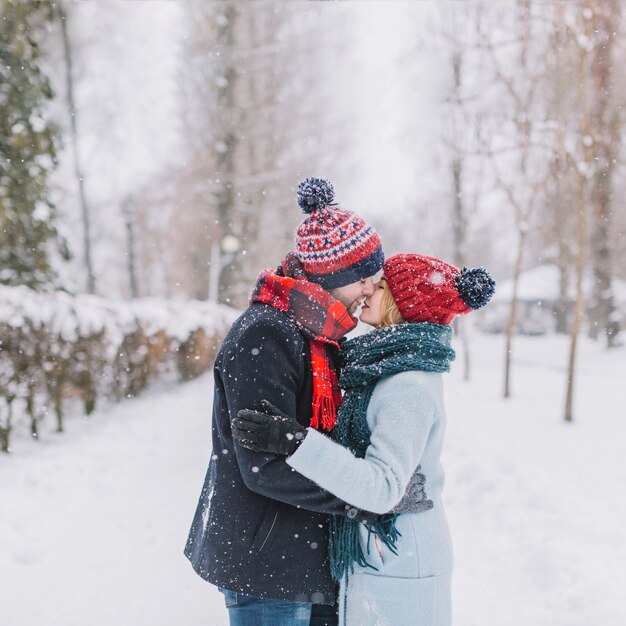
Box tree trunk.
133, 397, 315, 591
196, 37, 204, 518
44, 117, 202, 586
564, 179, 587, 422
27, 383, 39, 440
215, 5, 239, 306
503, 229, 526, 399
556, 261, 570, 334
53, 383, 64, 433
565, 4, 593, 423
0, 400, 12, 453
588, 0, 621, 347
452, 158, 471, 382
58, 1, 96, 294
448, 41, 471, 382
0, 429, 8, 453
123, 196, 139, 299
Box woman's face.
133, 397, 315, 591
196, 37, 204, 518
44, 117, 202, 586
359, 278, 387, 327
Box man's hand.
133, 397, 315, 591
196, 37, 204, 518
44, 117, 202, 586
233, 400, 307, 456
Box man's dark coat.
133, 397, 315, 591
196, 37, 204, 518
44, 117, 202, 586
185, 304, 373, 605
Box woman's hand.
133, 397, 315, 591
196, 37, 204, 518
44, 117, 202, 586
233, 399, 307, 456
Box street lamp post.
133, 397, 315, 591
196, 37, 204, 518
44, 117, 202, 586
208, 235, 240, 303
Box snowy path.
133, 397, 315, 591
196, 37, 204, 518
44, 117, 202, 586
1, 334, 625, 625
0, 376, 226, 626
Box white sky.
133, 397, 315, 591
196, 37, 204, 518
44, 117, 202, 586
64, 1, 446, 214
50, 1, 517, 294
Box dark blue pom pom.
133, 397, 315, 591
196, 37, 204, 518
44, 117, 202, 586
297, 177, 335, 214
455, 267, 496, 310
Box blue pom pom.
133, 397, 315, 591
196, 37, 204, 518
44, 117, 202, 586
455, 267, 496, 310
297, 177, 335, 214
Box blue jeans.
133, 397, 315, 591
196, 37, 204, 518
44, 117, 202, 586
219, 588, 338, 626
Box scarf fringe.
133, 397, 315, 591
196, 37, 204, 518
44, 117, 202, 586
328, 513, 401, 582
371, 514, 402, 554
310, 394, 337, 432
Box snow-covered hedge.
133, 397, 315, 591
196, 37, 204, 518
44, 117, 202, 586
0, 286, 238, 452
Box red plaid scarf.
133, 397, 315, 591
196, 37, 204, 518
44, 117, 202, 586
250, 253, 357, 431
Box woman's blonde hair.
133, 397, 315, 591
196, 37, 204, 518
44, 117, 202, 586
378, 278, 406, 327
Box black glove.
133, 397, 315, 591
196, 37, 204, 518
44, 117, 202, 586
233, 399, 307, 456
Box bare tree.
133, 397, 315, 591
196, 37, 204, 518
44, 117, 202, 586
438, 5, 479, 381
563, 3, 594, 422
173, 3, 288, 305
554, 0, 623, 420
56, 1, 96, 294
475, 1, 553, 398
173, 1, 339, 306
121, 195, 138, 299
587, 1, 622, 348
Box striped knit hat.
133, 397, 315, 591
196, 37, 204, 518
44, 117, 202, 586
295, 177, 384, 289
384, 253, 496, 325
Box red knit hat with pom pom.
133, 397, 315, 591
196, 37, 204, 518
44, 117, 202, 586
383, 254, 496, 325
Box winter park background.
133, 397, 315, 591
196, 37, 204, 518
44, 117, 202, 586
1, 1, 625, 625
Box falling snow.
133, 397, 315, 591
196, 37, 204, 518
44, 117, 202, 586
1, 334, 624, 625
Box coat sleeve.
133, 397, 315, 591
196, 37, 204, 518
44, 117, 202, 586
287, 372, 436, 514
222, 313, 377, 520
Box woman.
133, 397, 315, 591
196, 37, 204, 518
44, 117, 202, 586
234, 253, 495, 626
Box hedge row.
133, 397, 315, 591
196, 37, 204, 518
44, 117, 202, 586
0, 286, 238, 453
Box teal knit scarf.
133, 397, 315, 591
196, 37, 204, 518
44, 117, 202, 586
328, 322, 456, 581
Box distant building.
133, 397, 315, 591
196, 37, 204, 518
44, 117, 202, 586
478, 264, 626, 335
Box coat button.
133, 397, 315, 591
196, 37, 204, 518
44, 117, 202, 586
346, 507, 359, 519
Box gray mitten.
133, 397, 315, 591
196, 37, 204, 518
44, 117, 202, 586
389, 465, 434, 515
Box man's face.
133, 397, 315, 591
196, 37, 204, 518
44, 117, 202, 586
329, 277, 375, 315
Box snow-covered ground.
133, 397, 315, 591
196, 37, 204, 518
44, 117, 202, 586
1, 333, 625, 626
446, 334, 626, 626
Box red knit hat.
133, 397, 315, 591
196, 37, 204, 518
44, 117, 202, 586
294, 178, 384, 290
383, 254, 496, 325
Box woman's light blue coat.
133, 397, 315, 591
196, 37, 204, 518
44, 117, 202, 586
287, 370, 453, 626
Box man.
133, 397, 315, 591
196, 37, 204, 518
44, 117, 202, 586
185, 178, 385, 625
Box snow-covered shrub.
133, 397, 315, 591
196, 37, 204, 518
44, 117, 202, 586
178, 329, 221, 381
0, 285, 237, 452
